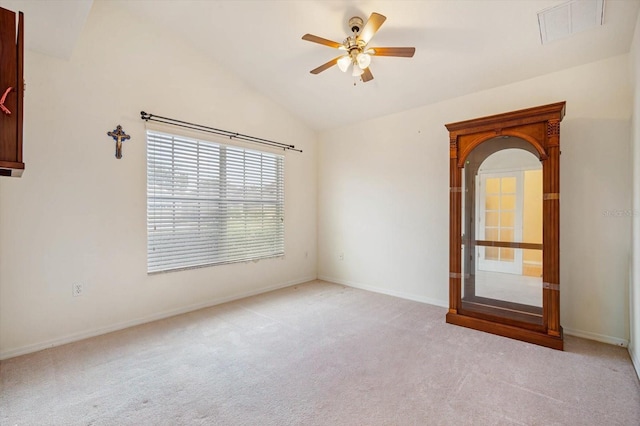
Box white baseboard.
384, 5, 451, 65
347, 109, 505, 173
0, 275, 317, 361
5, 275, 629, 360
317, 275, 449, 309
560, 327, 629, 347
629, 344, 640, 380
318, 276, 632, 348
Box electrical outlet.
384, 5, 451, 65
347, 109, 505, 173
72, 283, 83, 297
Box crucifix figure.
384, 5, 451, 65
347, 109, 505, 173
107, 125, 131, 159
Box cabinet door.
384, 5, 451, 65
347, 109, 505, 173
0, 6, 24, 177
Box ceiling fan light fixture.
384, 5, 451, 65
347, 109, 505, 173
356, 52, 372, 69
301, 11, 415, 84
337, 55, 351, 72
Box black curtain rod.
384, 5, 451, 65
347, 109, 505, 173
140, 111, 302, 153
144, 117, 292, 152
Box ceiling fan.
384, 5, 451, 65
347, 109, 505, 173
302, 12, 415, 83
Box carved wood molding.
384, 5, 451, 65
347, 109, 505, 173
445, 102, 566, 134
449, 136, 457, 159
456, 129, 549, 167
547, 119, 560, 137
547, 119, 561, 147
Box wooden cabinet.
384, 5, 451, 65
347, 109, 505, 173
0, 6, 24, 177
445, 102, 565, 350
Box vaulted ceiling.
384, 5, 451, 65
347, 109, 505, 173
2, 0, 639, 130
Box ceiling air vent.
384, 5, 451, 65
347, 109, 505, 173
538, 0, 605, 44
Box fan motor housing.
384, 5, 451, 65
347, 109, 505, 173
348, 16, 364, 34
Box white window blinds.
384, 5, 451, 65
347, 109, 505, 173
146, 130, 284, 273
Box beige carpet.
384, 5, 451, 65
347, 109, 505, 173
1, 280, 639, 425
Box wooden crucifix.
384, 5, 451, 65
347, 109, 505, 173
107, 125, 131, 159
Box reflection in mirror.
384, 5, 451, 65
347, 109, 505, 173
461, 137, 543, 325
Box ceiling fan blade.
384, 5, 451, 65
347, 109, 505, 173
370, 47, 415, 58
359, 12, 386, 45
361, 67, 374, 83
302, 34, 344, 49
310, 56, 343, 74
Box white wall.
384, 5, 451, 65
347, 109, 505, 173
0, 1, 317, 359
630, 8, 640, 378
318, 54, 632, 346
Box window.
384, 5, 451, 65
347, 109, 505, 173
146, 130, 284, 273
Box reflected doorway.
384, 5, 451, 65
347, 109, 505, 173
461, 138, 544, 324
473, 147, 543, 308
477, 171, 522, 275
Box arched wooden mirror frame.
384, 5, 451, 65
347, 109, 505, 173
445, 102, 565, 350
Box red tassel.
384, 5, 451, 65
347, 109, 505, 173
0, 87, 12, 115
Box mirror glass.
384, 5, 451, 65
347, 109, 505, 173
460, 137, 543, 325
